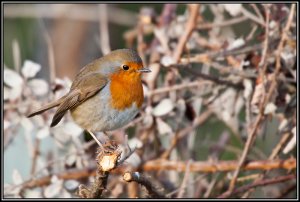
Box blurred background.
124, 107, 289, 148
3, 3, 296, 198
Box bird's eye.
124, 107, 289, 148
122, 65, 129, 70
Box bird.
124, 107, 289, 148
27, 49, 151, 148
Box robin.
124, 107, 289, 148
27, 49, 151, 147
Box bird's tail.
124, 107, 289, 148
27, 96, 65, 118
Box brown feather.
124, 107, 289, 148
27, 95, 66, 117
50, 92, 80, 127
50, 73, 107, 127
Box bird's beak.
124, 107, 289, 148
137, 67, 151, 73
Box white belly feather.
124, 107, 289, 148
71, 82, 139, 132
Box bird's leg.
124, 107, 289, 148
87, 130, 104, 150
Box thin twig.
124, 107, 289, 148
173, 4, 200, 63
87, 130, 104, 150
99, 4, 111, 55
183, 67, 244, 89
227, 4, 296, 195
250, 4, 264, 21
160, 109, 213, 159
123, 172, 166, 198
177, 160, 191, 198
197, 16, 248, 30
242, 131, 294, 198
241, 6, 266, 27
117, 147, 137, 166
4, 4, 138, 27
30, 138, 40, 176
16, 157, 296, 191
269, 132, 292, 160
145, 80, 212, 97
39, 20, 56, 84
218, 174, 296, 198
12, 39, 21, 73
143, 157, 296, 172
204, 174, 219, 198
276, 183, 297, 198
258, 4, 270, 68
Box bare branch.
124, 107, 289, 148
218, 174, 296, 198
173, 4, 200, 63
227, 4, 296, 195
143, 158, 296, 173
123, 172, 166, 198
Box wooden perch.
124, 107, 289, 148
78, 141, 121, 198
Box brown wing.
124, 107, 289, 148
50, 73, 107, 127
27, 95, 67, 118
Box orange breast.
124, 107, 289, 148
110, 70, 144, 111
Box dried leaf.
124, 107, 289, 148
243, 79, 253, 99
4, 87, 10, 101
53, 77, 72, 99
36, 126, 50, 139
44, 176, 63, 198
123, 152, 141, 168
212, 88, 243, 134
228, 38, 245, 50
66, 154, 77, 166
25, 190, 42, 198
223, 4, 242, 16
44, 183, 62, 198
251, 82, 265, 113
4, 68, 23, 88
20, 117, 34, 134
28, 79, 49, 96
63, 122, 83, 137
283, 127, 296, 154
176, 98, 186, 119
192, 98, 203, 117
4, 120, 11, 130
264, 103, 277, 115
6, 87, 23, 101
142, 106, 154, 128
152, 98, 175, 117
64, 180, 79, 192
278, 118, 288, 132
31, 115, 46, 128
21, 60, 41, 79
12, 169, 23, 185
161, 55, 175, 66
128, 137, 143, 149
156, 117, 173, 135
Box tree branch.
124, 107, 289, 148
123, 172, 166, 198
143, 158, 296, 173
227, 3, 296, 195
173, 4, 200, 63
218, 174, 296, 198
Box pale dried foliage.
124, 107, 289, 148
4, 3, 296, 198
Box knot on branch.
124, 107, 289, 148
78, 141, 122, 198
96, 141, 121, 172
